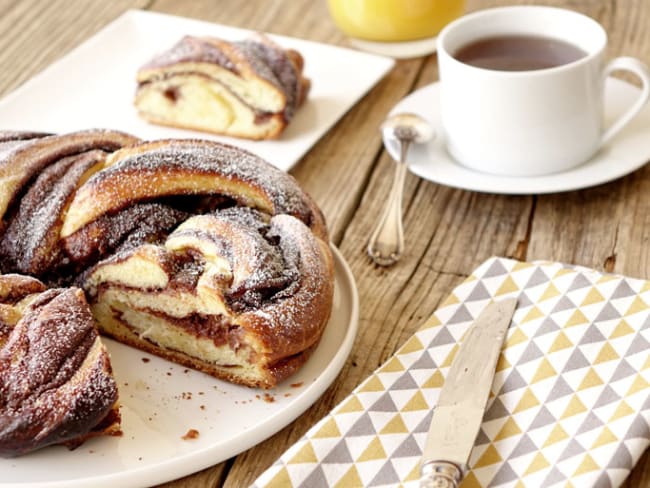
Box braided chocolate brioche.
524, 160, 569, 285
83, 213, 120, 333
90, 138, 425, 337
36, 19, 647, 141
135, 34, 310, 140
0, 131, 334, 392
0, 274, 120, 457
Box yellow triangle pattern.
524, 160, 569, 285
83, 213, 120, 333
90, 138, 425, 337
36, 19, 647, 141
625, 296, 649, 316
578, 368, 604, 391
566, 309, 589, 328
532, 358, 557, 383
496, 355, 511, 372
543, 424, 569, 447
609, 401, 635, 422
549, 331, 573, 352
422, 370, 445, 389
288, 442, 318, 464
404, 462, 421, 482
580, 288, 605, 306
495, 276, 519, 296
474, 444, 502, 468
539, 283, 561, 302
380, 414, 408, 435
379, 356, 405, 373
441, 345, 459, 367
524, 452, 550, 475
399, 335, 424, 354
495, 418, 522, 440
591, 427, 618, 449
506, 328, 528, 348
643, 354, 650, 371
313, 417, 341, 438
573, 454, 600, 476
553, 267, 574, 278
626, 374, 650, 396
402, 391, 429, 411
420, 314, 442, 330
514, 388, 541, 413
334, 466, 363, 487
336, 395, 363, 414
610, 320, 635, 339
357, 436, 386, 462
359, 375, 384, 393
594, 342, 620, 364
522, 306, 544, 323
514, 482, 526, 488
460, 472, 481, 488
561, 395, 587, 419
513, 261, 534, 271
265, 467, 292, 488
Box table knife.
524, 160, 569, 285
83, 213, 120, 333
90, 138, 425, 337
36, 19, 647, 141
420, 298, 517, 488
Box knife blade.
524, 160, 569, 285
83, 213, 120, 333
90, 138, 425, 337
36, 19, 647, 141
420, 298, 517, 488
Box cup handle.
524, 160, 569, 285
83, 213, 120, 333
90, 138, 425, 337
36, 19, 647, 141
599, 56, 650, 147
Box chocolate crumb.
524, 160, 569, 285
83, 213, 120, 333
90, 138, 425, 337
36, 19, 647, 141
142, 357, 150, 363
290, 382, 304, 388
182, 429, 200, 440
263, 393, 275, 403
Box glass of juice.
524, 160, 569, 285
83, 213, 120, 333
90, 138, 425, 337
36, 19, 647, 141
327, 0, 464, 57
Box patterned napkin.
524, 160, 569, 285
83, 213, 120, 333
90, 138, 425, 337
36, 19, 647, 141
253, 257, 650, 487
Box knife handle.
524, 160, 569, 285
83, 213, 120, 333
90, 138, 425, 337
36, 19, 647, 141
419, 460, 463, 488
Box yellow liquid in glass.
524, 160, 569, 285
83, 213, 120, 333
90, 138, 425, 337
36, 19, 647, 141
327, 0, 464, 42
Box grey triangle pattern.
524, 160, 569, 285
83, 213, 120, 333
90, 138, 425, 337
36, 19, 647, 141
612, 280, 637, 298
391, 373, 419, 390
322, 439, 354, 464
625, 334, 650, 356
625, 415, 650, 439
466, 282, 491, 301
642, 393, 650, 410
593, 472, 613, 488
545, 375, 574, 402
607, 443, 633, 469
542, 466, 568, 486
410, 352, 436, 370
579, 324, 608, 345
516, 341, 545, 366
551, 296, 576, 314
483, 259, 509, 278
347, 412, 377, 436
594, 385, 622, 408
516, 292, 534, 308
611, 359, 637, 382
368, 460, 400, 487
577, 412, 605, 434
298, 466, 329, 488
559, 438, 586, 460
447, 305, 474, 325
490, 462, 519, 485
640, 315, 650, 331
484, 398, 510, 421
508, 434, 538, 458
428, 327, 456, 347
475, 429, 490, 446
534, 317, 561, 337
562, 348, 591, 372
414, 409, 434, 433
498, 369, 527, 395
369, 393, 399, 413
568, 273, 592, 291
392, 434, 422, 458
524, 268, 551, 288
594, 303, 622, 323
528, 406, 557, 430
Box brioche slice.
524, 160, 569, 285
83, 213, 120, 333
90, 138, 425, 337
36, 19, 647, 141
0, 275, 120, 457
135, 34, 310, 140
84, 208, 333, 389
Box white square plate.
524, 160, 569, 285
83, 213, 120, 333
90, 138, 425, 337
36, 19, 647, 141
0, 9, 394, 171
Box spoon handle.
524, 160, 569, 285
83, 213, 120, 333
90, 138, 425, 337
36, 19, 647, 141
367, 140, 411, 266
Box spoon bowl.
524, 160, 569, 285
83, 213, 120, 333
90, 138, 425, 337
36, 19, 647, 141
367, 113, 434, 266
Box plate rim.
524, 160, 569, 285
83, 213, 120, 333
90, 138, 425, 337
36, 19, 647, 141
0, 245, 358, 488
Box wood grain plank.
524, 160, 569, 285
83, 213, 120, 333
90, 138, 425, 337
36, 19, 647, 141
0, 0, 150, 97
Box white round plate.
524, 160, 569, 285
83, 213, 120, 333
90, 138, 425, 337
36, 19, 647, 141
348, 35, 437, 59
0, 247, 358, 488
386, 78, 650, 194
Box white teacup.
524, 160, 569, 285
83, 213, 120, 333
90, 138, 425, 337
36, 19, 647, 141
436, 6, 650, 177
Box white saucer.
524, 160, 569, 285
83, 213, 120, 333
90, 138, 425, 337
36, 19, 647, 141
348, 35, 437, 59
386, 78, 650, 194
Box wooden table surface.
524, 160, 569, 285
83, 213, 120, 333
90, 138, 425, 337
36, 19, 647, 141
3, 0, 650, 486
